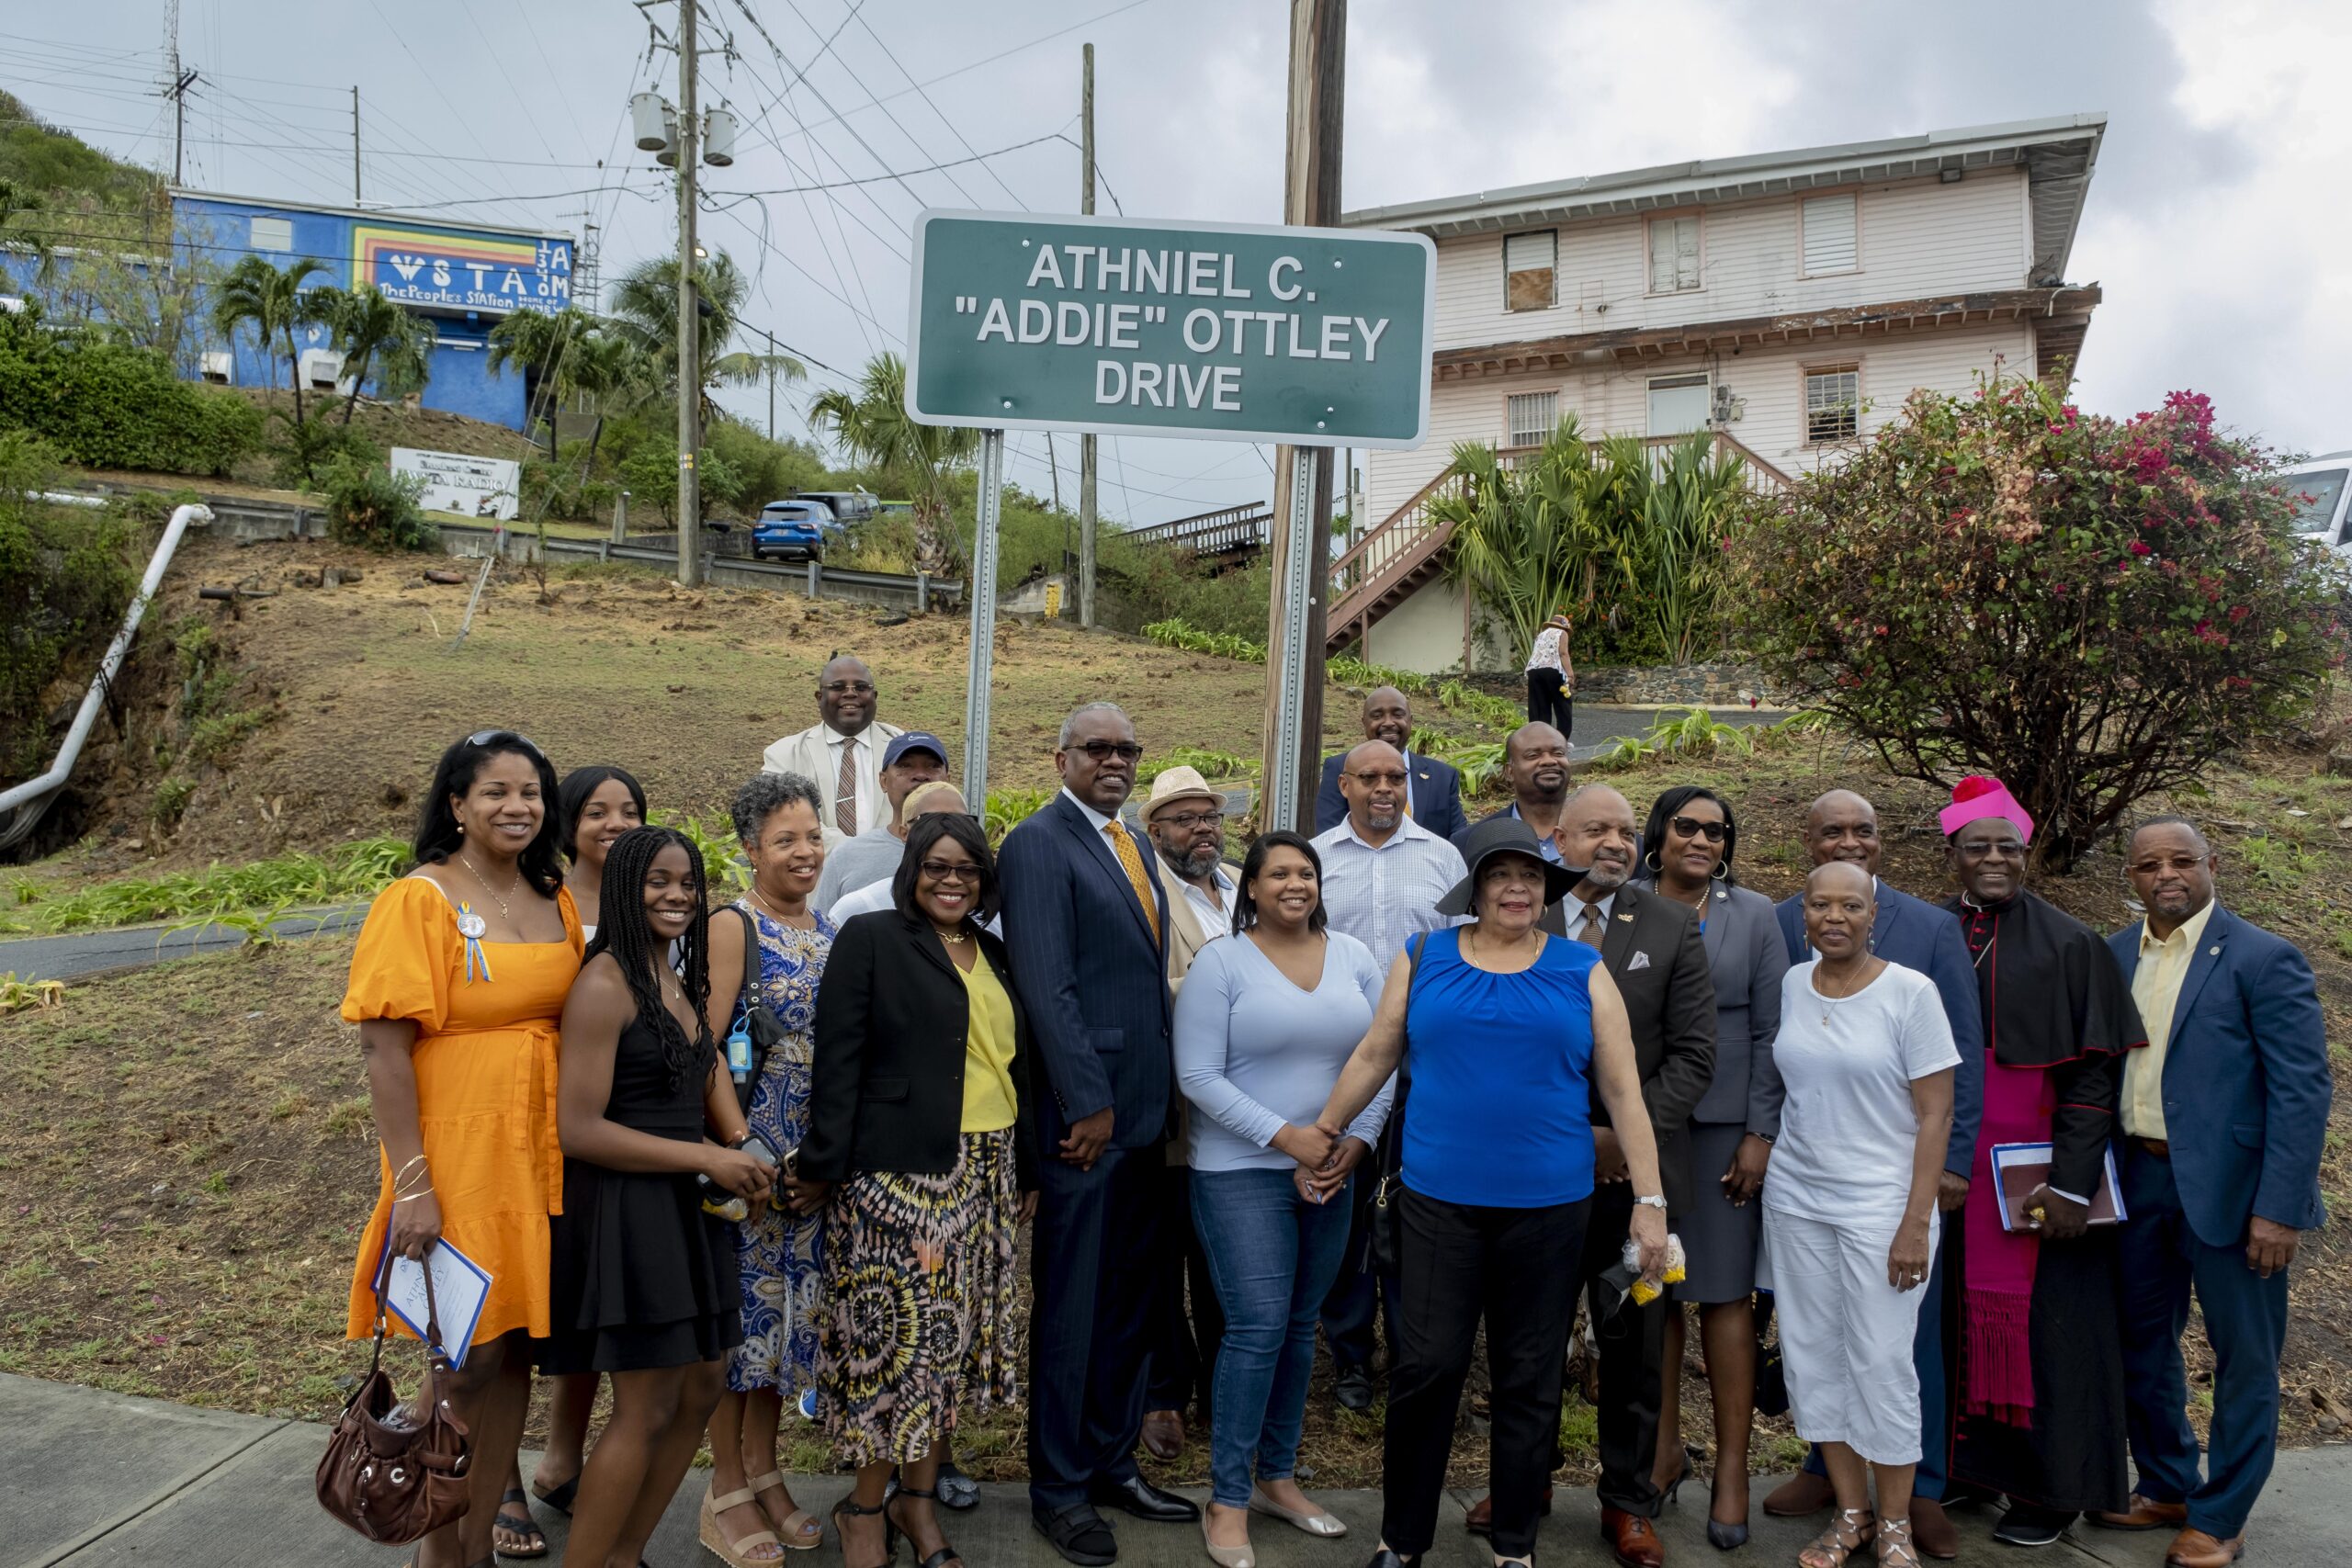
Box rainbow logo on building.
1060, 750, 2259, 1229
352, 223, 571, 316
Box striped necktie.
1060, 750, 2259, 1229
1105, 822, 1163, 945
833, 740, 858, 838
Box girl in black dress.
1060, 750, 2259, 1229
548, 826, 775, 1568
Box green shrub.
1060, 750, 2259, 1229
0, 299, 263, 476
268, 420, 381, 491
0, 433, 136, 780
150, 775, 194, 829
321, 457, 435, 551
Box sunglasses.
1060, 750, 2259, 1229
919, 860, 980, 884
1347, 770, 1410, 787
1072, 739, 1143, 763
467, 729, 542, 756
1669, 815, 1727, 843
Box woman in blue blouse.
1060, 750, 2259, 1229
1317, 818, 1669, 1568
1175, 829, 1388, 1566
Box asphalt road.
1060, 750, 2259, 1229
0, 905, 369, 983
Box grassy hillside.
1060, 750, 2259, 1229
0, 87, 162, 218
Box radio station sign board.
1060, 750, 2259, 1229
354, 223, 572, 315
391, 447, 522, 521
905, 210, 1433, 448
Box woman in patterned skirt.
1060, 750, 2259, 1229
699, 772, 835, 1565
796, 811, 1035, 1568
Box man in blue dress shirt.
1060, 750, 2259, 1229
1765, 789, 1984, 1561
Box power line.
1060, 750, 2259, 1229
703, 129, 1069, 196
840, 0, 1029, 209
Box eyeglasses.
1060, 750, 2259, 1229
1347, 770, 1410, 787
919, 860, 979, 884
467, 729, 541, 756
1073, 739, 1143, 763
1155, 809, 1222, 831
1957, 840, 2024, 862
820, 681, 876, 696
1669, 816, 1727, 843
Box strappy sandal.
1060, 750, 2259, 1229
833, 1494, 898, 1568
529, 1472, 580, 1516
748, 1469, 825, 1551
886, 1485, 965, 1568
1874, 1517, 1920, 1568
702, 1485, 792, 1565
492, 1489, 548, 1559
1798, 1507, 1877, 1568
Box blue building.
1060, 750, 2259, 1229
6, 191, 574, 432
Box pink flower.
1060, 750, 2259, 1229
2129, 540, 2154, 557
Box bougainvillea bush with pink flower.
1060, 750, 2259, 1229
1732, 375, 2346, 871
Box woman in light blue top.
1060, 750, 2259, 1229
1174, 829, 1388, 1564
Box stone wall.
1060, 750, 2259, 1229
1575, 661, 1778, 706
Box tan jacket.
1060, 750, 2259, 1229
1160, 860, 1239, 1165
759, 718, 905, 838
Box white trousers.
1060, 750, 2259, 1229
1763, 1205, 1936, 1466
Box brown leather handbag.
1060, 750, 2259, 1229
314, 1264, 473, 1543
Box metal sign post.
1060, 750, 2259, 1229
1262, 444, 1319, 831
961, 429, 1006, 813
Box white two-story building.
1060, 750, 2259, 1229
1332, 113, 2106, 672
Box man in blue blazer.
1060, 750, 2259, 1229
1766, 789, 1984, 1559
998, 702, 1200, 1564
1312, 684, 1468, 842
2090, 818, 2330, 1568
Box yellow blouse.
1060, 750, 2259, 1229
955, 953, 1020, 1134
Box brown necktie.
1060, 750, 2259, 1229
833, 740, 858, 838
1105, 823, 1163, 945
1577, 902, 1605, 948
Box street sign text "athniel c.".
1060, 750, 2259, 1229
905, 210, 1434, 449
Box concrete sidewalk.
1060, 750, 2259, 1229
6, 1374, 2343, 1568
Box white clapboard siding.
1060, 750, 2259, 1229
1425, 167, 2030, 351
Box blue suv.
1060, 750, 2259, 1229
751, 500, 833, 561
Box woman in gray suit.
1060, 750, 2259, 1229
1636, 784, 1789, 1550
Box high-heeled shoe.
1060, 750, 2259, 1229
1707, 1472, 1751, 1550
832, 1494, 898, 1568
887, 1485, 964, 1568
1659, 1447, 1699, 1506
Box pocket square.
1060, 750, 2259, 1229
1627, 950, 1652, 971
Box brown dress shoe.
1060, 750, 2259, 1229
1138, 1408, 1184, 1463
2094, 1495, 2190, 1531
1910, 1498, 1958, 1561
1463, 1487, 1553, 1537
1601, 1506, 1665, 1568
2165, 1528, 2245, 1568
1764, 1471, 1838, 1517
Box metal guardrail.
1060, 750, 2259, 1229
1124, 502, 1272, 556
434, 522, 965, 610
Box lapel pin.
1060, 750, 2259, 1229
1616, 911, 1635, 922
2209, 945, 2220, 956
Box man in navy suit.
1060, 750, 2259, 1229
1313, 684, 1468, 842
2089, 818, 2330, 1568
999, 702, 1201, 1565
1765, 789, 1984, 1560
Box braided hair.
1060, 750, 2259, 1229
582, 825, 714, 1092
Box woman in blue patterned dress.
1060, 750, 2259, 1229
698, 772, 835, 1565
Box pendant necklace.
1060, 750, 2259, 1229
458, 851, 520, 926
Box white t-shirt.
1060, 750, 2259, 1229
1762, 959, 1960, 1225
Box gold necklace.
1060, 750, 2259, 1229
934, 924, 970, 946
458, 851, 521, 921
1813, 961, 1871, 1026
747, 884, 806, 925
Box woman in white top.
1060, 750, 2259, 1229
1763, 862, 1956, 1568
1523, 610, 1573, 739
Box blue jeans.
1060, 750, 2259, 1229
1191, 1167, 1354, 1507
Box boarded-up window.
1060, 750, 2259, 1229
1647, 214, 1701, 293
250, 216, 293, 252
1802, 193, 1859, 275
1806, 367, 1860, 443
1506, 390, 1557, 448
1504, 230, 1556, 311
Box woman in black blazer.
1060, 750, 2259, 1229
795, 811, 1035, 1568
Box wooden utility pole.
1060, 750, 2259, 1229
674, 0, 701, 587
1259, 0, 1345, 828
1077, 42, 1098, 629
351, 87, 362, 204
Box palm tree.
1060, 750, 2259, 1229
209, 253, 332, 428
808, 352, 978, 573
311, 283, 435, 425
605, 249, 803, 421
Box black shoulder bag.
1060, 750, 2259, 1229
1364, 930, 1435, 1276
728, 906, 792, 1116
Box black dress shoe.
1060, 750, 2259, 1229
1035, 1503, 1119, 1566
1335, 1363, 1374, 1412
1089, 1474, 1202, 1522
1993, 1503, 2075, 1548
935, 1459, 979, 1512
1364, 1551, 1417, 1568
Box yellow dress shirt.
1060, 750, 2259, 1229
2123, 899, 2216, 1140
955, 953, 1021, 1134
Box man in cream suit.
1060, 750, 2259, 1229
759, 653, 905, 840
1136, 765, 1238, 1463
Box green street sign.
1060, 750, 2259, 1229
905, 209, 1434, 449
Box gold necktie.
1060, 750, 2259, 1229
833, 741, 858, 838
1577, 903, 1605, 948
1106, 822, 1163, 945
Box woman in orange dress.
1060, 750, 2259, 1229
344, 729, 580, 1568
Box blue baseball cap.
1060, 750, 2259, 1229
883, 731, 948, 770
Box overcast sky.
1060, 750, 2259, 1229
8, 0, 2346, 523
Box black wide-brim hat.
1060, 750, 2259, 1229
1437, 816, 1588, 917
